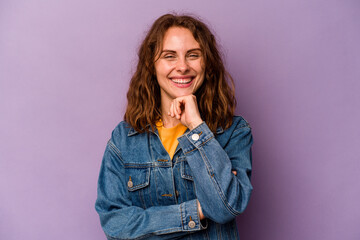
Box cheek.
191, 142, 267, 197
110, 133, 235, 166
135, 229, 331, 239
196, 59, 205, 75
200, 58, 205, 70
156, 63, 173, 77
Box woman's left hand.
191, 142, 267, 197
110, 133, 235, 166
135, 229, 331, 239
168, 94, 203, 130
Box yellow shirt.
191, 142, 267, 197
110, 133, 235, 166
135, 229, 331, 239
156, 120, 187, 160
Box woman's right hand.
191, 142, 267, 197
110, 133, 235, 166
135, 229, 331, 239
168, 95, 203, 130
197, 200, 205, 220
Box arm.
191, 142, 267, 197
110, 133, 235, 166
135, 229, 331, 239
177, 120, 253, 224
168, 95, 253, 223
95, 142, 206, 240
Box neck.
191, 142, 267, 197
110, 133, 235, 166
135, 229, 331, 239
161, 112, 181, 128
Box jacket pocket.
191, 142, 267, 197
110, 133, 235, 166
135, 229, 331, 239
180, 160, 194, 181
179, 159, 196, 200
124, 165, 152, 208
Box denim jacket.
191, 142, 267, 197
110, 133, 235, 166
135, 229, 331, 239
95, 116, 253, 240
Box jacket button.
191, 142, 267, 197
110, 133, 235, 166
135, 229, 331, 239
188, 220, 196, 228
175, 190, 179, 197
191, 133, 199, 141
127, 179, 133, 188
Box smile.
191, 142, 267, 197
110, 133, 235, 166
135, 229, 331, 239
169, 76, 194, 84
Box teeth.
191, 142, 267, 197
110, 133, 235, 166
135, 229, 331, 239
171, 78, 192, 84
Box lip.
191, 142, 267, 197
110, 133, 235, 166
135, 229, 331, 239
169, 75, 195, 88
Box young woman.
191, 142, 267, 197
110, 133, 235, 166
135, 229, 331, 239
95, 14, 253, 240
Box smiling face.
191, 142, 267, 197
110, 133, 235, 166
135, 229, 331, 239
154, 27, 205, 108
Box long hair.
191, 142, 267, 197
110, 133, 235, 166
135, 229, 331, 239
124, 14, 236, 133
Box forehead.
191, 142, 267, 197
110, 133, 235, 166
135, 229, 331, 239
161, 27, 200, 50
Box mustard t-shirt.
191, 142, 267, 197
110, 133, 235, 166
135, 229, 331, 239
156, 120, 187, 160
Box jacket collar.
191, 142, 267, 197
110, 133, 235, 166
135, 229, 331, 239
127, 127, 139, 136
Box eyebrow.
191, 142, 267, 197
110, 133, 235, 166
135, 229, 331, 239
161, 48, 202, 54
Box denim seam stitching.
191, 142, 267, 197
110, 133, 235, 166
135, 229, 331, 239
170, 166, 178, 205
183, 135, 214, 154
233, 124, 251, 132
198, 148, 215, 176
147, 170, 154, 206
128, 182, 149, 191
180, 203, 185, 230
107, 140, 124, 164
154, 227, 183, 234
181, 161, 194, 181
124, 164, 152, 168
138, 189, 146, 209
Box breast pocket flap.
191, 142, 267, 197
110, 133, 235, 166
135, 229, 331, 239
180, 160, 194, 181
125, 167, 150, 191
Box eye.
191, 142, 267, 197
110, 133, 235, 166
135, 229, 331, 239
187, 53, 201, 59
163, 54, 176, 59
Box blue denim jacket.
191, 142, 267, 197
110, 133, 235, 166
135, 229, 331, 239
95, 116, 253, 239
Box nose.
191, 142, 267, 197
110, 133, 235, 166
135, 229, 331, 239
176, 57, 190, 73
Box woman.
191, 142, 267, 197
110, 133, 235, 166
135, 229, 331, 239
95, 14, 253, 240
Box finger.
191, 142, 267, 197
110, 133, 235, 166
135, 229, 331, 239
175, 100, 182, 119
172, 100, 179, 119
171, 99, 177, 118
169, 102, 175, 118
173, 100, 178, 118
176, 99, 182, 115
180, 101, 185, 113
232, 170, 237, 176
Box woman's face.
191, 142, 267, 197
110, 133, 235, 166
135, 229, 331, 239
154, 27, 205, 106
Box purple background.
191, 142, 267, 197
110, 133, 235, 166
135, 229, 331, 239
1, 0, 359, 239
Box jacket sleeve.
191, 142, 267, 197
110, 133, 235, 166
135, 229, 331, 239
177, 119, 253, 224
95, 141, 206, 240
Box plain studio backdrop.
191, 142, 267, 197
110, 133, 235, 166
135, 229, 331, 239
0, 0, 359, 239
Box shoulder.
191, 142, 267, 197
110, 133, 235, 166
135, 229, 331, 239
108, 121, 146, 152
215, 116, 252, 146
231, 116, 251, 130
105, 121, 152, 163
111, 121, 133, 140
220, 116, 251, 134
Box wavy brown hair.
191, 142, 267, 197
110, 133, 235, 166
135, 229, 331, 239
124, 14, 236, 133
